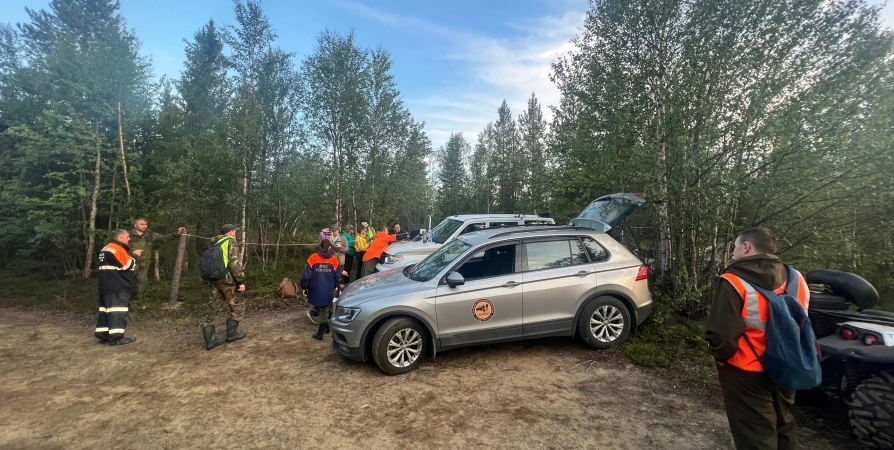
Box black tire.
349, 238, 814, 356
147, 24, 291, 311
849, 371, 894, 449
577, 296, 631, 350
371, 317, 429, 375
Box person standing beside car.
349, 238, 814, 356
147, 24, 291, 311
301, 239, 342, 340
706, 227, 810, 450
331, 224, 349, 286
362, 226, 396, 277
390, 222, 411, 241
341, 224, 356, 284
354, 222, 371, 278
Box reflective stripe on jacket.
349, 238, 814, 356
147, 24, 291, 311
720, 271, 810, 372
97, 241, 137, 295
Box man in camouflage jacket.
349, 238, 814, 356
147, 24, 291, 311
202, 224, 247, 349
129, 218, 187, 301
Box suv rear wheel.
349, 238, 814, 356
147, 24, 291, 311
371, 317, 428, 375
578, 296, 631, 350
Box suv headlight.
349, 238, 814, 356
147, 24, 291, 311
381, 254, 404, 265
335, 307, 361, 323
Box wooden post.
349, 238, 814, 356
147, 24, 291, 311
153, 250, 160, 281
167, 233, 189, 308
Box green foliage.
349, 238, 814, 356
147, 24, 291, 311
436, 132, 469, 217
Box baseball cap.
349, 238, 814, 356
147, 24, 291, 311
220, 224, 241, 234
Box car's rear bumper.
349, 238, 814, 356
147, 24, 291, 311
635, 302, 653, 326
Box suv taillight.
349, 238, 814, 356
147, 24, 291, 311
635, 265, 648, 281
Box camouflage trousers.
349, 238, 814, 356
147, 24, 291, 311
206, 281, 246, 322
307, 304, 333, 325
133, 259, 151, 301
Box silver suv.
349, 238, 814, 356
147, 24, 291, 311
332, 196, 652, 375
376, 214, 555, 272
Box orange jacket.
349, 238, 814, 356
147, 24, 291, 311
720, 271, 809, 372
362, 231, 397, 261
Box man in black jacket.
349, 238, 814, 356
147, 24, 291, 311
706, 227, 809, 450
95, 229, 141, 346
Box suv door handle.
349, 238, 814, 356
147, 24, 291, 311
502, 281, 519, 288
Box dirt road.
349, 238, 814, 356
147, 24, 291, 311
0, 306, 853, 449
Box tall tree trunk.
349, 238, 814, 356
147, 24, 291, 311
334, 144, 342, 224
107, 166, 117, 237
240, 159, 248, 264
153, 250, 160, 281
83, 131, 102, 279
117, 102, 132, 217
167, 233, 189, 307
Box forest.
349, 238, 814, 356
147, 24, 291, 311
1, 0, 892, 312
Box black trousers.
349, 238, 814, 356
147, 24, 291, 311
344, 253, 354, 284
95, 291, 131, 341
354, 251, 365, 279
717, 362, 798, 450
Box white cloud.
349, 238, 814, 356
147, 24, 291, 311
334, 1, 586, 149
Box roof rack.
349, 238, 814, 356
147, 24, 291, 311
488, 226, 596, 239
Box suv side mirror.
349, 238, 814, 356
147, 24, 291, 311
446, 271, 465, 288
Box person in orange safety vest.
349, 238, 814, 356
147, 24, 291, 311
706, 227, 810, 450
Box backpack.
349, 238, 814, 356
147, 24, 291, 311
355, 233, 370, 252
199, 238, 229, 281
742, 266, 822, 391
278, 277, 299, 299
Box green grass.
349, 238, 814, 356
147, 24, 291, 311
0, 258, 306, 319
619, 314, 720, 391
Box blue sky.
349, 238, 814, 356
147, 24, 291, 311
4, 0, 894, 149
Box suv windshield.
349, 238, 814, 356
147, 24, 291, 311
429, 218, 463, 244
407, 238, 472, 282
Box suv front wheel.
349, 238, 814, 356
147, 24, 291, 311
371, 317, 429, 375
578, 296, 631, 350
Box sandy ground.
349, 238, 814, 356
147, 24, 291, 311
0, 306, 856, 450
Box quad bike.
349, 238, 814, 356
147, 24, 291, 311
805, 269, 894, 449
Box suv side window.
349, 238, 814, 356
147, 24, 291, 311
454, 243, 516, 280
581, 236, 609, 262
460, 222, 486, 235
488, 221, 520, 229
525, 239, 588, 271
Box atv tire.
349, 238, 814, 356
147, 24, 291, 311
849, 371, 894, 449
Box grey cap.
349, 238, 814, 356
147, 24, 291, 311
220, 224, 241, 234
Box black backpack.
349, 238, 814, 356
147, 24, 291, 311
200, 238, 229, 281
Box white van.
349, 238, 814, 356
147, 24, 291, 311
375, 214, 554, 272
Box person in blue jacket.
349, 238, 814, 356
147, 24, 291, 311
300, 239, 343, 340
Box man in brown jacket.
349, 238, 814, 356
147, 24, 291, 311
706, 227, 809, 450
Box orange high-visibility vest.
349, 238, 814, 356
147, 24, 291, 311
720, 270, 810, 372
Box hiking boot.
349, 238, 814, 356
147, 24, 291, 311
109, 336, 136, 346
202, 325, 225, 350
225, 319, 246, 342
312, 322, 326, 341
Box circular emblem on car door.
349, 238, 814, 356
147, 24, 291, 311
472, 299, 495, 322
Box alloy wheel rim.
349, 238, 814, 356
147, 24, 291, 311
590, 305, 624, 343
387, 328, 423, 368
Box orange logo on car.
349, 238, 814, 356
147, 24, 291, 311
472, 299, 495, 322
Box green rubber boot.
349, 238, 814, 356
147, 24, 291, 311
202, 325, 224, 350
225, 319, 246, 342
